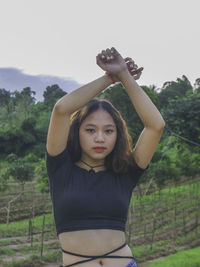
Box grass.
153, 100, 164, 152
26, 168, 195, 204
0, 251, 62, 267
0, 178, 200, 266
129, 228, 200, 263
0, 247, 16, 256
0, 213, 55, 238
145, 246, 200, 267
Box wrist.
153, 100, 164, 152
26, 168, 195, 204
116, 69, 130, 80
103, 73, 114, 86
105, 71, 118, 84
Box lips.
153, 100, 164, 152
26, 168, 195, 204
94, 147, 106, 152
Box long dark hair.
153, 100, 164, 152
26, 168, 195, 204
67, 98, 136, 174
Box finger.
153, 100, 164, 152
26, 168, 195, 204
133, 68, 143, 80
106, 48, 112, 57
100, 50, 107, 61
130, 63, 137, 69
130, 67, 143, 76
126, 61, 136, 70
96, 53, 104, 63
136, 67, 144, 73
96, 54, 106, 67
111, 47, 120, 56
125, 57, 133, 62
125, 57, 135, 64
134, 72, 142, 80
127, 62, 136, 71
97, 53, 102, 59
106, 48, 113, 60
96, 55, 102, 66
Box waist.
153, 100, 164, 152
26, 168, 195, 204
59, 229, 126, 254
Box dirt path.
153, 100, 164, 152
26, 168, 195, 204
6, 239, 58, 249
43, 264, 60, 267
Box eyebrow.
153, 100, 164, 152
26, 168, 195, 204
85, 123, 115, 128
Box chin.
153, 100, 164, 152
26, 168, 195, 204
90, 152, 107, 160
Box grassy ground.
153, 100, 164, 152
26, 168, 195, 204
0, 177, 200, 266
144, 246, 200, 267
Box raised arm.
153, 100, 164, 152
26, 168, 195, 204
118, 69, 165, 169
96, 47, 165, 169
55, 75, 112, 115
46, 75, 113, 156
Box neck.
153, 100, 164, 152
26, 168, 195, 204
80, 159, 105, 169
81, 154, 105, 166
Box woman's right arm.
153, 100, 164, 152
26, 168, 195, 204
46, 74, 112, 156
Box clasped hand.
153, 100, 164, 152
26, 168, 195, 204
96, 47, 143, 82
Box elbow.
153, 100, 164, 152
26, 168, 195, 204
54, 102, 63, 114
151, 118, 165, 132
157, 119, 166, 132
54, 99, 72, 115
53, 102, 68, 115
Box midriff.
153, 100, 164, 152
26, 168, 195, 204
58, 229, 133, 267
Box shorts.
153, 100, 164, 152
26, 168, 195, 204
59, 242, 138, 267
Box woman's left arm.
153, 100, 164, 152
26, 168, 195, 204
118, 70, 165, 169
96, 47, 165, 169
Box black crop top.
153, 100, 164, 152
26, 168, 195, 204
46, 145, 147, 236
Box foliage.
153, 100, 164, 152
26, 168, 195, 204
163, 90, 200, 144
35, 158, 49, 193
0, 75, 200, 190
0, 167, 9, 192
98, 83, 161, 140
146, 246, 200, 267
43, 84, 66, 110
159, 75, 193, 107
2, 155, 35, 191
0, 88, 11, 106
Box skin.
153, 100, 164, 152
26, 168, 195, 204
48, 47, 165, 266
76, 109, 117, 172
96, 47, 143, 82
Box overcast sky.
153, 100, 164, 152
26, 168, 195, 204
0, 0, 199, 92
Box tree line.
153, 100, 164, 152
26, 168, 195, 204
0, 75, 199, 192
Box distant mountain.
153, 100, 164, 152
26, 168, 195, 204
0, 67, 83, 102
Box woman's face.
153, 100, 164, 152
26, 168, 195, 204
79, 109, 117, 164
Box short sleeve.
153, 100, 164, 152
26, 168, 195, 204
45, 146, 72, 175
127, 162, 149, 188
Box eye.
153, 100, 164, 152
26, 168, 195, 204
106, 129, 114, 134
86, 128, 95, 133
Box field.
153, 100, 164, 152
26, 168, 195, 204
0, 176, 200, 267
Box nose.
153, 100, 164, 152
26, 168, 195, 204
94, 131, 105, 142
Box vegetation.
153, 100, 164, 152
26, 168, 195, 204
0, 177, 199, 266
0, 75, 199, 265
145, 246, 200, 267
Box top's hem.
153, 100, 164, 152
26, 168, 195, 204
57, 226, 126, 236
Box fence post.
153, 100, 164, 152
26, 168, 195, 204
150, 213, 156, 250
40, 214, 46, 258
30, 218, 33, 248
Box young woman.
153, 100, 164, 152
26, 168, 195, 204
46, 47, 165, 267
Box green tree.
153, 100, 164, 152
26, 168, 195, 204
43, 84, 66, 110
0, 167, 9, 192
194, 78, 200, 92
159, 75, 193, 107
0, 88, 11, 106
163, 91, 200, 144
98, 83, 161, 140
35, 158, 49, 193
177, 144, 200, 178
4, 154, 34, 191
